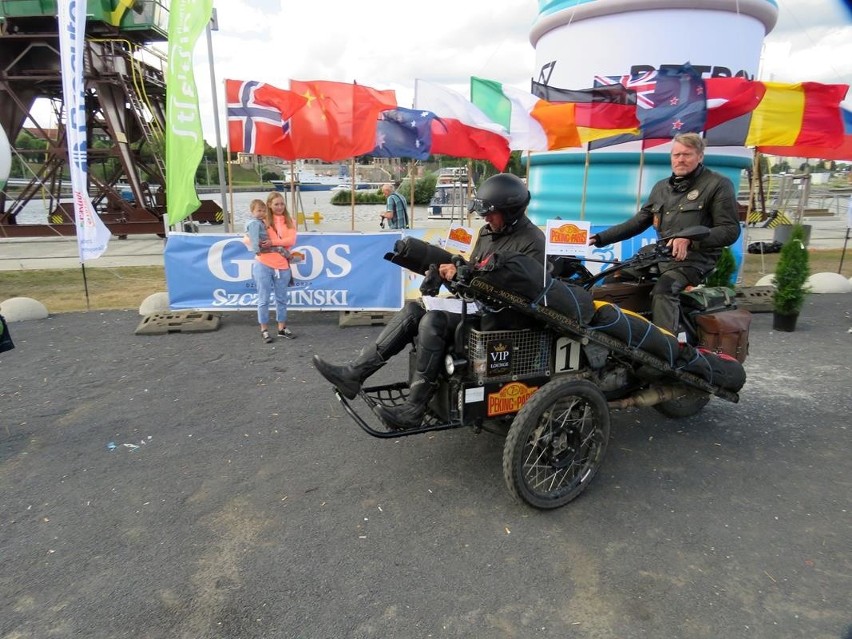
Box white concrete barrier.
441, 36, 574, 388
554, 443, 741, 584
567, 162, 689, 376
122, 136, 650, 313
1, 297, 49, 321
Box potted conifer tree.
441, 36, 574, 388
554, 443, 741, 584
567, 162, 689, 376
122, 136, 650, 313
772, 224, 810, 332
705, 246, 737, 288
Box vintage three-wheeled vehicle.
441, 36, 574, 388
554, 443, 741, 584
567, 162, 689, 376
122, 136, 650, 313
326, 229, 750, 510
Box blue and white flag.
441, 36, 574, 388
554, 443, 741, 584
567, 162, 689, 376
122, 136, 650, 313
641, 63, 707, 142
58, 0, 111, 261
370, 108, 436, 160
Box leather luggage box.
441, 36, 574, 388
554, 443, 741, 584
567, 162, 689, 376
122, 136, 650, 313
695, 309, 752, 363
591, 281, 653, 315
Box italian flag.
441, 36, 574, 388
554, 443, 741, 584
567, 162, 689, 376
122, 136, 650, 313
471, 77, 581, 150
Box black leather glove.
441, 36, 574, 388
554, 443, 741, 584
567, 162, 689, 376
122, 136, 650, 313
419, 264, 443, 296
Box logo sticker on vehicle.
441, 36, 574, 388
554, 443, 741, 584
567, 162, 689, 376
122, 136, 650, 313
487, 382, 539, 417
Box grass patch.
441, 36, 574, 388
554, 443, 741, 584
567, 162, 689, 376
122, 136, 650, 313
0, 266, 167, 314
0, 249, 848, 314
739, 248, 850, 286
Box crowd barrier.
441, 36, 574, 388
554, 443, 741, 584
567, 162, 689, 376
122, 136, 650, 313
162, 224, 745, 312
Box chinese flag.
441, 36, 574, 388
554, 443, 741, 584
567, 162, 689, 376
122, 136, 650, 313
288, 80, 397, 161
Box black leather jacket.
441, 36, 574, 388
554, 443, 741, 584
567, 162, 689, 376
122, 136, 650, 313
470, 215, 546, 267
595, 165, 740, 273
469, 215, 546, 330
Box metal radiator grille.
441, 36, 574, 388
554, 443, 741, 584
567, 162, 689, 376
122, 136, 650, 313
467, 328, 552, 383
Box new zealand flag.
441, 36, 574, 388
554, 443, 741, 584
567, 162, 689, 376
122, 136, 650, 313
370, 107, 436, 160
642, 63, 707, 142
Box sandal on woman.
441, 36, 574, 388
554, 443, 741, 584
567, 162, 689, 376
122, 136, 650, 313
261, 329, 273, 343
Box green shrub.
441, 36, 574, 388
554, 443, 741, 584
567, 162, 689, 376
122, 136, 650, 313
330, 175, 439, 206
705, 246, 737, 287
330, 188, 384, 205
401, 175, 438, 205
773, 224, 810, 315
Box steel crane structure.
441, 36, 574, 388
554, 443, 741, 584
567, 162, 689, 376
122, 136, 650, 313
0, 0, 222, 238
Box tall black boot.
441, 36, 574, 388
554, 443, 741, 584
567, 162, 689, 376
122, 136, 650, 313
375, 310, 448, 430
376, 375, 438, 430
312, 346, 385, 400
312, 302, 425, 399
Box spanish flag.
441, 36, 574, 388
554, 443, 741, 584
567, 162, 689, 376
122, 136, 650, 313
759, 105, 852, 160
745, 81, 848, 148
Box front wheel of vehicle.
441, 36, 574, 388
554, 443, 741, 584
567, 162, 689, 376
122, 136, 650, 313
503, 379, 610, 510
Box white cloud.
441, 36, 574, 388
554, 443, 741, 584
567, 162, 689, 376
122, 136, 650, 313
762, 0, 852, 94
195, 0, 537, 142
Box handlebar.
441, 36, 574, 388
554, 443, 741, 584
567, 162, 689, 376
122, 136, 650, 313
554, 238, 676, 290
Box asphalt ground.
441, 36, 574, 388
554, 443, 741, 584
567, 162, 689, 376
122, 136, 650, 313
1, 294, 850, 639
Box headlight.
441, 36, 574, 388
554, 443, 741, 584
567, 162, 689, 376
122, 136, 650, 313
444, 354, 467, 376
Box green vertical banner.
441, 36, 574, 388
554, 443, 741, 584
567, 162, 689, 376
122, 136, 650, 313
165, 0, 212, 226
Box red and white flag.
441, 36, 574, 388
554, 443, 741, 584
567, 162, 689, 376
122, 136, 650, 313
226, 79, 307, 159
414, 79, 511, 170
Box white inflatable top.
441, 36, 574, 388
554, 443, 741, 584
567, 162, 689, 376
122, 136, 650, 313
531, 0, 779, 46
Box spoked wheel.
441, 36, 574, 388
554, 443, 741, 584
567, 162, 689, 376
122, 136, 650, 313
503, 379, 610, 510
653, 388, 710, 419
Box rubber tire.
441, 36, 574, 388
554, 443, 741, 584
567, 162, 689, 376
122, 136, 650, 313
503, 379, 610, 510
653, 391, 711, 419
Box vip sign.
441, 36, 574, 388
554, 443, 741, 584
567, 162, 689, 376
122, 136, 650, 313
486, 339, 513, 377
487, 382, 539, 417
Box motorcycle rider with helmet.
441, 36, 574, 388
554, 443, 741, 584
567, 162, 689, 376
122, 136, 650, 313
312, 173, 545, 430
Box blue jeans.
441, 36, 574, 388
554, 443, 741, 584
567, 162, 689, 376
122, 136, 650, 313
253, 261, 290, 325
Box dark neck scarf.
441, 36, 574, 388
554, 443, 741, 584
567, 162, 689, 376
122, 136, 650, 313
669, 163, 705, 193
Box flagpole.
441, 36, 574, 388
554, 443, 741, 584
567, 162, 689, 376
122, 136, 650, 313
289, 160, 296, 215
226, 136, 235, 224
580, 145, 591, 221
351, 157, 356, 231
408, 160, 415, 228
741, 148, 760, 283
753, 148, 768, 275
467, 159, 473, 226
205, 13, 230, 232
635, 146, 646, 212
81, 263, 91, 310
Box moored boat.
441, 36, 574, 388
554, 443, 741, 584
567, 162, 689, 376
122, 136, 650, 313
270, 165, 341, 191
427, 181, 474, 220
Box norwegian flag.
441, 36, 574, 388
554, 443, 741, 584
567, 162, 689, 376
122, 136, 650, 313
594, 70, 658, 109
226, 79, 307, 159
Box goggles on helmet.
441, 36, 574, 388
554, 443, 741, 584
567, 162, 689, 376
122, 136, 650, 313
467, 198, 496, 216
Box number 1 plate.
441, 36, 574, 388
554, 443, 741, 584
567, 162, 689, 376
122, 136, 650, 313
554, 336, 582, 372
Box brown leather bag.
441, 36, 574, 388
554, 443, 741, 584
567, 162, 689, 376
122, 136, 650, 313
695, 309, 752, 363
